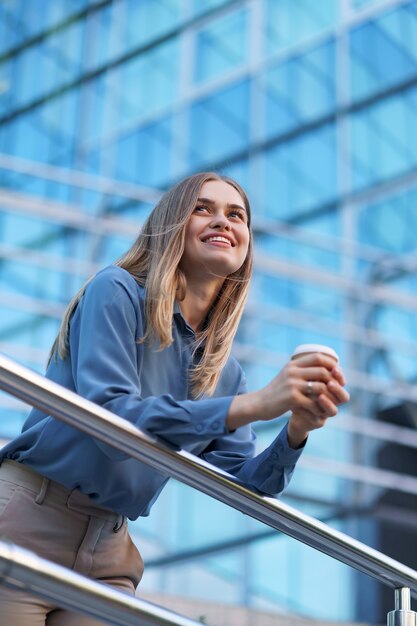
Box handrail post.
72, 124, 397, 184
388, 588, 417, 626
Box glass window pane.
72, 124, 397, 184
358, 186, 417, 255
118, 37, 180, 129
262, 123, 337, 220
350, 4, 417, 101
115, 116, 172, 187
189, 79, 250, 167
192, 0, 229, 17
351, 0, 387, 10
263, 38, 336, 138
123, 0, 182, 51
194, 8, 249, 84
351, 87, 417, 191
265, 0, 338, 54
0, 59, 13, 116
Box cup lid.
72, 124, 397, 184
292, 344, 339, 362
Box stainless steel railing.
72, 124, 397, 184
0, 540, 203, 626
0, 351, 417, 625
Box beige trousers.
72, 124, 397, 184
0, 460, 144, 625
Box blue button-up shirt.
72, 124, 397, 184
1, 266, 304, 519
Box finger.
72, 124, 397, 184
316, 393, 338, 417
295, 366, 333, 383
291, 352, 339, 371
331, 366, 346, 386
326, 380, 350, 404
303, 380, 328, 398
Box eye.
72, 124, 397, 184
194, 205, 210, 214
228, 209, 247, 222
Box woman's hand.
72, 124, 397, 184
287, 363, 349, 448
227, 352, 349, 436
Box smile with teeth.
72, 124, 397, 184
202, 236, 233, 246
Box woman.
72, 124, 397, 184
0, 172, 349, 624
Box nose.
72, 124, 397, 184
210, 212, 231, 230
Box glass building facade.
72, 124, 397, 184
1, 0, 417, 622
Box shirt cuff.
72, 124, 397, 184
269, 422, 306, 466
187, 395, 233, 437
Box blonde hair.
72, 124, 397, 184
50, 172, 253, 397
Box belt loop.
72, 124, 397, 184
35, 477, 50, 505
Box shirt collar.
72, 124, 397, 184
173, 301, 195, 337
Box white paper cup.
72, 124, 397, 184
291, 343, 339, 363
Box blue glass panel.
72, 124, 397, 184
118, 38, 180, 128
1, 261, 63, 303
40, 90, 79, 162
12, 111, 51, 162
192, 0, 229, 16
8, 0, 88, 42
239, 361, 277, 391
0, 60, 13, 116
115, 117, 172, 188
0, 5, 21, 54
6, 94, 78, 166
12, 35, 82, 111
351, 0, 390, 10
82, 75, 107, 144
350, 4, 417, 101
263, 38, 336, 138
2, 212, 55, 247
114, 200, 154, 225
358, 186, 417, 254
189, 80, 250, 167
250, 533, 352, 620
124, 0, 182, 50
43, 0, 90, 29
258, 233, 341, 276
139, 118, 173, 187
100, 234, 134, 265
351, 86, 417, 191
84, 3, 122, 72
115, 133, 139, 184
0, 408, 28, 440
263, 123, 337, 219
45, 20, 84, 82
251, 272, 342, 325
265, 0, 338, 53
12, 0, 46, 40
220, 159, 250, 194
371, 305, 417, 381
15, 46, 50, 107
194, 8, 248, 84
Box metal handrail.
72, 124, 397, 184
1, 352, 417, 609
0, 540, 203, 626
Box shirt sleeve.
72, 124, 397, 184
200, 372, 305, 497
69, 268, 233, 460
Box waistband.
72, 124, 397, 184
0, 459, 121, 523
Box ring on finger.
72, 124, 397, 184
306, 381, 314, 396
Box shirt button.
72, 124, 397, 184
196, 424, 203, 433
212, 420, 220, 429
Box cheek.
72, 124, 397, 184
241, 231, 250, 256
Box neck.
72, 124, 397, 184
179, 277, 224, 332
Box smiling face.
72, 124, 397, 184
179, 179, 251, 284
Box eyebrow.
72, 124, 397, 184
196, 197, 247, 214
